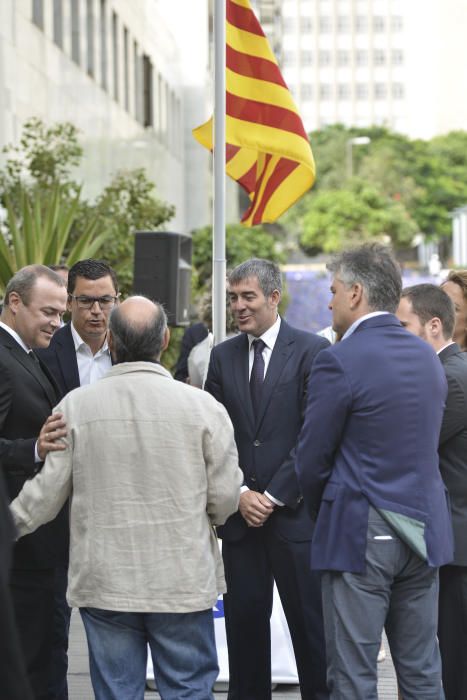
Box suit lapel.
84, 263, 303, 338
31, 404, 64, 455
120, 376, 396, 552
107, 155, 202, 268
56, 324, 81, 392
9, 342, 58, 407
232, 334, 256, 426
439, 342, 461, 365
255, 323, 294, 429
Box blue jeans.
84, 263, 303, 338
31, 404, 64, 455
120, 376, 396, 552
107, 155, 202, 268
80, 607, 218, 700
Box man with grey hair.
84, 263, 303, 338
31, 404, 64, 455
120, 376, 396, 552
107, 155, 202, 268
0, 264, 68, 698
10, 296, 243, 700
296, 244, 453, 699
205, 258, 330, 699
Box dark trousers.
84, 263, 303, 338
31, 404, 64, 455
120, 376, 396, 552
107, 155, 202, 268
438, 564, 467, 700
10, 568, 56, 700
321, 508, 443, 700
222, 524, 328, 700
49, 565, 71, 700
0, 567, 34, 700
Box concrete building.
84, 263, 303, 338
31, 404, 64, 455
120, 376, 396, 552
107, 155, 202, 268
270, 0, 467, 139
0, 0, 213, 234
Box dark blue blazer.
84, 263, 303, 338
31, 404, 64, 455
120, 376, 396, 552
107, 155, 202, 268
296, 314, 454, 573
205, 320, 329, 542
36, 323, 80, 396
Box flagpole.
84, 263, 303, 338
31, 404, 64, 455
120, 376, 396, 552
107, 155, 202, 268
212, 0, 226, 345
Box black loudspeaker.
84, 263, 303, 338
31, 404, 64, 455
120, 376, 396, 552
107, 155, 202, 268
133, 231, 192, 326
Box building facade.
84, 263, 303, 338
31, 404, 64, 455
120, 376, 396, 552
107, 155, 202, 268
0, 0, 213, 234
268, 0, 467, 139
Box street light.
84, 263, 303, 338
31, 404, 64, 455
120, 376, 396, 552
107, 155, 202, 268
346, 136, 371, 178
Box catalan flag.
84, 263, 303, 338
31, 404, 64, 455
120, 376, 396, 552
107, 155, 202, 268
193, 0, 315, 227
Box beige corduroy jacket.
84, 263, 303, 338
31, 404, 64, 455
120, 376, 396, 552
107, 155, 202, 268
11, 361, 242, 613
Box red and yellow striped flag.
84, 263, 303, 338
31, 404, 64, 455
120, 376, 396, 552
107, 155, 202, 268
193, 0, 315, 227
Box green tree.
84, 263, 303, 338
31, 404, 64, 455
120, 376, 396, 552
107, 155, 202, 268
299, 181, 418, 255
192, 223, 287, 294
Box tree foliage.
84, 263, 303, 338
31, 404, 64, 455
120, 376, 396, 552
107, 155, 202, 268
0, 118, 174, 296
286, 124, 467, 255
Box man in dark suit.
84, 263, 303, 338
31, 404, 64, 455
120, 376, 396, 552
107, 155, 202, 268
296, 245, 453, 699
0, 264, 68, 698
397, 283, 467, 700
205, 258, 329, 700
36, 258, 119, 698
0, 471, 34, 700
37, 259, 118, 396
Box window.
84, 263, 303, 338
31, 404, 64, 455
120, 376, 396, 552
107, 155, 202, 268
112, 11, 119, 101
86, 0, 94, 77
301, 17, 313, 32
282, 51, 296, 66
301, 84, 313, 100
373, 16, 385, 32
355, 15, 367, 32
373, 50, 385, 66
319, 84, 332, 100
123, 27, 129, 110
337, 50, 349, 66
391, 16, 403, 31
356, 50, 368, 66
392, 83, 404, 99
134, 42, 141, 122
374, 83, 387, 99
319, 16, 332, 33
53, 0, 63, 47
71, 0, 80, 65
283, 17, 296, 33
301, 50, 313, 66
337, 16, 350, 33
392, 49, 403, 65
356, 83, 368, 99
143, 55, 153, 127
32, 0, 44, 29
337, 84, 350, 100
319, 50, 331, 66
100, 0, 108, 90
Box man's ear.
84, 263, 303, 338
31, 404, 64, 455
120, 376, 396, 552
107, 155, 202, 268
7, 291, 21, 315
270, 289, 281, 308
161, 327, 171, 353
350, 283, 364, 308
428, 317, 443, 339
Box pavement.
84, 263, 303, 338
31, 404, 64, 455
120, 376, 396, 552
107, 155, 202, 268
68, 609, 400, 699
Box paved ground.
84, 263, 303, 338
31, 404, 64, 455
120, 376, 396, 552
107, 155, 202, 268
68, 610, 399, 699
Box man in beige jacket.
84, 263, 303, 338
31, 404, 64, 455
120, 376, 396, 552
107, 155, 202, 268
10, 296, 242, 700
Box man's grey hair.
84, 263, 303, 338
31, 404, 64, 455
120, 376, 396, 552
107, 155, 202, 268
327, 244, 402, 313
4, 265, 66, 306
109, 299, 168, 363
228, 258, 282, 296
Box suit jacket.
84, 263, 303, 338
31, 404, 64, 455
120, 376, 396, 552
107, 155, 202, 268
0, 326, 66, 569
296, 314, 454, 573
439, 343, 467, 566
36, 323, 80, 396
174, 322, 209, 382
205, 319, 329, 542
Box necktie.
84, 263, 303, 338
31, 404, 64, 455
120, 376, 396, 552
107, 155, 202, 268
29, 350, 40, 363
250, 339, 266, 417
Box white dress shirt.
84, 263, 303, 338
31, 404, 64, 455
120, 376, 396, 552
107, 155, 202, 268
70, 323, 112, 386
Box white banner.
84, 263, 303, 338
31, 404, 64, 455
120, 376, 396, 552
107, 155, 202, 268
147, 585, 298, 686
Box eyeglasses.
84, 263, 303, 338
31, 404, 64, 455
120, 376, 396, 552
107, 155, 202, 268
69, 294, 120, 309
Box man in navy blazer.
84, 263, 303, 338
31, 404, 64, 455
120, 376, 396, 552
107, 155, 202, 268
205, 258, 329, 700
296, 244, 453, 700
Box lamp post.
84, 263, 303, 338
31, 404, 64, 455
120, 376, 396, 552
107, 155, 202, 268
346, 136, 371, 178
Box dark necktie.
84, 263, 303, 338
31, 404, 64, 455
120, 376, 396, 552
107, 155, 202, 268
250, 339, 266, 417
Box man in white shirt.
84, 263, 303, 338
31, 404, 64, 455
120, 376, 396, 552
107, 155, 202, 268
36, 258, 119, 698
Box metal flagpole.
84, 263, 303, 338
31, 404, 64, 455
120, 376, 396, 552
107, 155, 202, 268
212, 0, 226, 345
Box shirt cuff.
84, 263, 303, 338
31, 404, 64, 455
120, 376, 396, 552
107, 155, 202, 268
34, 441, 41, 463
264, 491, 285, 507
240, 485, 250, 494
